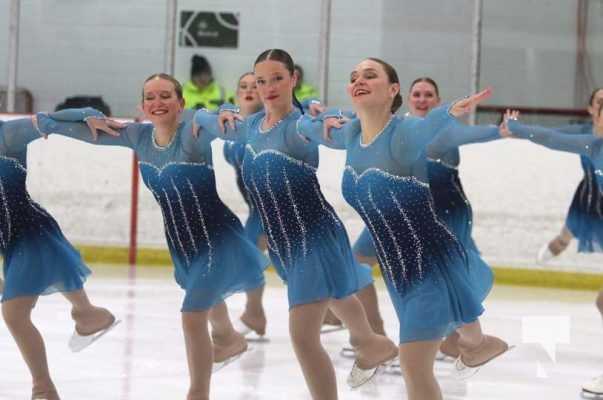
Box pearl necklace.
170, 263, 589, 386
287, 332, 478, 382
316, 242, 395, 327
259, 108, 296, 134
360, 115, 394, 148
152, 125, 179, 151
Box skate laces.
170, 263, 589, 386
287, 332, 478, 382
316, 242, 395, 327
347, 362, 377, 388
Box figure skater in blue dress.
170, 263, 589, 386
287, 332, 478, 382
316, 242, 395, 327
195, 49, 398, 398
222, 71, 336, 339
35, 74, 268, 400
224, 72, 375, 337
298, 58, 509, 400
504, 107, 603, 398
0, 110, 117, 400
351, 77, 504, 361
534, 88, 603, 264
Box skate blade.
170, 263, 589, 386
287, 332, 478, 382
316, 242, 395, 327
580, 390, 603, 400
69, 319, 121, 353
581, 389, 603, 399
212, 346, 252, 374
233, 319, 268, 342
452, 344, 515, 380
245, 333, 270, 343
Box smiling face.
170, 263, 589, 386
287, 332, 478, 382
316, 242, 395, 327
347, 59, 400, 112
407, 80, 440, 117
253, 59, 297, 113
236, 73, 262, 115
141, 75, 184, 125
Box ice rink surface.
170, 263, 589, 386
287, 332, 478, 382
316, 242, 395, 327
0, 265, 601, 399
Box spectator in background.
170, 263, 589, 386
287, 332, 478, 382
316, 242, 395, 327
293, 64, 319, 101
183, 55, 234, 111
293, 64, 325, 117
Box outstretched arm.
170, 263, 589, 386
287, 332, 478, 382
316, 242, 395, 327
427, 120, 501, 157
406, 88, 493, 150
35, 108, 137, 148
43, 107, 124, 140
507, 117, 599, 157
448, 87, 493, 117
1, 117, 45, 153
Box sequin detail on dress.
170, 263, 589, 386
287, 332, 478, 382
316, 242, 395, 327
342, 166, 465, 291
359, 115, 394, 148
140, 161, 215, 269
259, 108, 296, 134
0, 156, 56, 253
151, 127, 180, 151
243, 147, 334, 270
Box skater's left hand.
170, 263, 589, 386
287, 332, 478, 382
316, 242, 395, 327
449, 87, 493, 117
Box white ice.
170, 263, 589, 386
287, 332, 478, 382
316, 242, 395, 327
0, 265, 601, 399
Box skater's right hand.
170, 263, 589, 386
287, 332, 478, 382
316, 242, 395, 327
218, 110, 244, 133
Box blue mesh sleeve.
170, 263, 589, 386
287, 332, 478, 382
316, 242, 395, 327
36, 113, 139, 148
0, 118, 42, 154
427, 121, 500, 159
49, 107, 107, 122
508, 119, 599, 157
193, 108, 246, 142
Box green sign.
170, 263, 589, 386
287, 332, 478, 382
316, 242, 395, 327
179, 11, 239, 48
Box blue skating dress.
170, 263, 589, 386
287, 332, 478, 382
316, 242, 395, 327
195, 106, 373, 308
353, 121, 500, 258
37, 108, 267, 311
223, 141, 265, 246
0, 118, 90, 302
298, 106, 489, 342
425, 120, 500, 254
511, 121, 603, 252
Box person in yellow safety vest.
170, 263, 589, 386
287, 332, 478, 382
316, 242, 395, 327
183, 54, 234, 111
293, 64, 326, 117
293, 64, 320, 101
